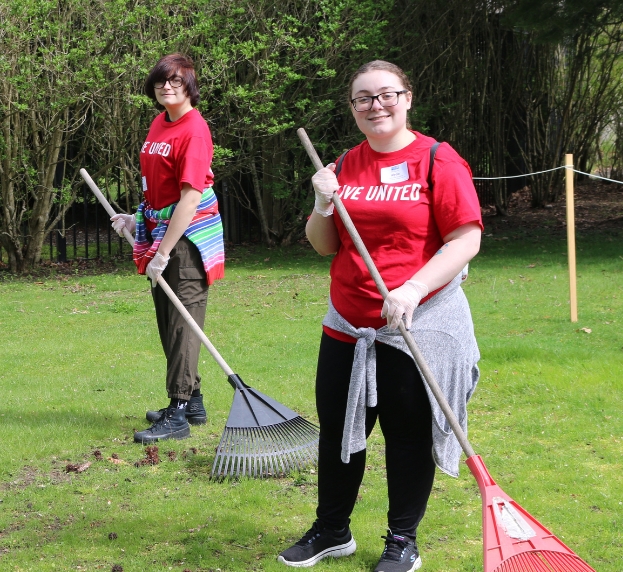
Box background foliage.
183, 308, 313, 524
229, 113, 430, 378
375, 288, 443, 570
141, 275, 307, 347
1, 0, 622, 271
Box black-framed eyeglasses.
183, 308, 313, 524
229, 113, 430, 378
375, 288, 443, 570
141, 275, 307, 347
350, 90, 409, 112
154, 76, 183, 89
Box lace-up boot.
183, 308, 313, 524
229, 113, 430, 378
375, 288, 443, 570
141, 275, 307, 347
146, 394, 207, 425
134, 407, 190, 443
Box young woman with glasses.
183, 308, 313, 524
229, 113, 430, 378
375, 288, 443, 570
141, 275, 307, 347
110, 53, 224, 444
278, 60, 483, 572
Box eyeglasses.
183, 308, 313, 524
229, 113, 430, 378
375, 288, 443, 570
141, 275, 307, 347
350, 90, 409, 112
153, 76, 183, 89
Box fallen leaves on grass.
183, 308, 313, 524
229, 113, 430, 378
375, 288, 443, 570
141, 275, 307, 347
65, 461, 91, 473
579, 327, 592, 334
134, 446, 159, 466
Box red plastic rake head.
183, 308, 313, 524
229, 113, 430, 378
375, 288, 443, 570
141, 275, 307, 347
466, 455, 596, 572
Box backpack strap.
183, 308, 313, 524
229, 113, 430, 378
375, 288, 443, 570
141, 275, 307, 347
335, 149, 350, 177
428, 142, 441, 190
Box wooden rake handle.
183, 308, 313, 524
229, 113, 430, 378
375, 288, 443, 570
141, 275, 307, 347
79, 168, 235, 378
296, 128, 476, 459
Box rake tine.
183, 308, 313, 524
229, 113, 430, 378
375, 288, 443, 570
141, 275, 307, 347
246, 428, 254, 477
272, 423, 297, 474
213, 434, 225, 479
284, 421, 310, 471
283, 420, 313, 471
269, 424, 289, 474
274, 421, 301, 470
291, 418, 319, 467
266, 426, 281, 477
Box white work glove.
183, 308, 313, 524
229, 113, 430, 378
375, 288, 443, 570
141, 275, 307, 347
146, 252, 170, 288
461, 263, 469, 281
110, 213, 136, 237
311, 163, 339, 217
381, 279, 429, 331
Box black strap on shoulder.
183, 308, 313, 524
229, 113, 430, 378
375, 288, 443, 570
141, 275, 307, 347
335, 149, 350, 176
428, 142, 441, 191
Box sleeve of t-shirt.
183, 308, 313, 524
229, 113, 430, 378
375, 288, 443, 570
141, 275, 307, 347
176, 135, 214, 192
431, 158, 484, 239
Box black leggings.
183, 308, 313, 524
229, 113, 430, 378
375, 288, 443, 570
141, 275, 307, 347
315, 332, 436, 537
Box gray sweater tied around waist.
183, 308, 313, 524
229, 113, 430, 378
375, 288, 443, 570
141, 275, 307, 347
322, 273, 480, 477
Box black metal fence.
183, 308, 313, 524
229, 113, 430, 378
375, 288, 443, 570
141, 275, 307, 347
1, 176, 494, 266
0, 182, 263, 267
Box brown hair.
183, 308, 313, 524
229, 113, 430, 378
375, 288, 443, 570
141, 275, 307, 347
145, 53, 200, 109
347, 60, 413, 104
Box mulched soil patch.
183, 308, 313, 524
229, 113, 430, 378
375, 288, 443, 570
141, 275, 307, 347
482, 180, 623, 236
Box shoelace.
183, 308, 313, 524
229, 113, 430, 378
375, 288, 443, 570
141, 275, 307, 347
380, 534, 409, 561
297, 522, 323, 546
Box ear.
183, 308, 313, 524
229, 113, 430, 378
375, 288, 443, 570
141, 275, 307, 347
405, 91, 412, 110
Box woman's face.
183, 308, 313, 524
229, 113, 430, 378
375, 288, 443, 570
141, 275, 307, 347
350, 69, 412, 142
154, 70, 191, 111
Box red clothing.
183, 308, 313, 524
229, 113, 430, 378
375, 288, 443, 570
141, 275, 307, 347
139, 108, 214, 210
326, 132, 482, 340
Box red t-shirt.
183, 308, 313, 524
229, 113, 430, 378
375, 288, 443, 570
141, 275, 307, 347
327, 132, 483, 338
139, 108, 214, 210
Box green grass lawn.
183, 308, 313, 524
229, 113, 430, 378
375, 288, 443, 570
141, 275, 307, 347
0, 228, 621, 572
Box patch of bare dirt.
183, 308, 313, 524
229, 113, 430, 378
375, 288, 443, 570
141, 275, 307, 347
482, 180, 623, 235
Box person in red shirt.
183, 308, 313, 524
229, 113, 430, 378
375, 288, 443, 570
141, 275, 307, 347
111, 54, 224, 444
278, 61, 482, 571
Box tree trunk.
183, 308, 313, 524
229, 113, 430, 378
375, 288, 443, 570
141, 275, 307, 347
247, 136, 274, 246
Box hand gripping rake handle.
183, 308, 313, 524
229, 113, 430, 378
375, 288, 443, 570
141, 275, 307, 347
297, 128, 476, 459
79, 168, 240, 385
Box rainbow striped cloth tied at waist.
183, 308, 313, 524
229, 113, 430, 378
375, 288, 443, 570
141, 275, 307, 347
133, 186, 224, 285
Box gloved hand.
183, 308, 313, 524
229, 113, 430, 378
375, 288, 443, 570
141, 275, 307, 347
381, 279, 429, 330
461, 263, 469, 281
311, 163, 339, 217
110, 213, 136, 237
146, 251, 170, 288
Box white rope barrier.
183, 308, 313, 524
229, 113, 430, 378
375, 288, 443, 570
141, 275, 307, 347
473, 165, 623, 185
567, 168, 623, 185
473, 166, 566, 180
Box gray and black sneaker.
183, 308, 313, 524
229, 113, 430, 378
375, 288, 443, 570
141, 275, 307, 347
277, 520, 356, 567
374, 531, 422, 572
134, 407, 190, 443
145, 394, 207, 425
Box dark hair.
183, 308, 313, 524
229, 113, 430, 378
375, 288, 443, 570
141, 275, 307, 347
145, 53, 200, 109
347, 60, 413, 103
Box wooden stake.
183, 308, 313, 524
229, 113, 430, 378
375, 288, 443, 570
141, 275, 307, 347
565, 154, 578, 322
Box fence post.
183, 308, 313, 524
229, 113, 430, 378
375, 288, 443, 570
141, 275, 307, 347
565, 154, 578, 322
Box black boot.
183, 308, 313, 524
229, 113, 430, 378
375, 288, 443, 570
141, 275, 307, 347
145, 394, 207, 425
134, 408, 190, 443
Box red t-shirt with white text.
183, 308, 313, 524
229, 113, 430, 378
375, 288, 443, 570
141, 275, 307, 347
139, 108, 214, 210
328, 132, 483, 336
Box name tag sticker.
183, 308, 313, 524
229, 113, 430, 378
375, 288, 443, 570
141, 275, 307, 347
380, 161, 409, 184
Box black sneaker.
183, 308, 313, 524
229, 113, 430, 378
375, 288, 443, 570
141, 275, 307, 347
145, 394, 207, 425
277, 521, 356, 567
374, 531, 422, 572
134, 408, 190, 443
